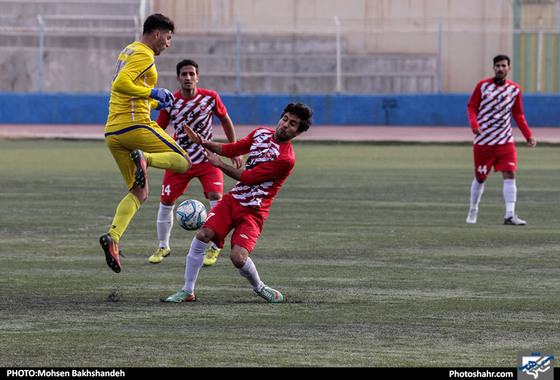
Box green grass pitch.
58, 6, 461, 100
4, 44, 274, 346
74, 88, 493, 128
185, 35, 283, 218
1, 138, 558, 367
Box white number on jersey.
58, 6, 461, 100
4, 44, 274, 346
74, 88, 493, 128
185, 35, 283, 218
161, 184, 171, 196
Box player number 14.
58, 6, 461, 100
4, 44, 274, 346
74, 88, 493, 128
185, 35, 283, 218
161, 184, 171, 196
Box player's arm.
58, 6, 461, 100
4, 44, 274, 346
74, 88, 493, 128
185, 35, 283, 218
184, 123, 254, 164
183, 124, 224, 154
113, 71, 151, 97
205, 150, 292, 184
512, 92, 537, 147
219, 113, 244, 168
112, 51, 153, 98
205, 152, 243, 181
220, 114, 236, 143
112, 50, 173, 107
156, 107, 171, 130
467, 83, 482, 135
239, 159, 293, 185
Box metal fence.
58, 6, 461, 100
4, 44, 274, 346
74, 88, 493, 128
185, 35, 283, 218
3, 0, 560, 94
514, 0, 560, 92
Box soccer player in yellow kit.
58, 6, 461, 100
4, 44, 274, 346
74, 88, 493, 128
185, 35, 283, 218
100, 14, 192, 273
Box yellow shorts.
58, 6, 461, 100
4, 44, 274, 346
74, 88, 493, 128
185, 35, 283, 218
105, 122, 186, 189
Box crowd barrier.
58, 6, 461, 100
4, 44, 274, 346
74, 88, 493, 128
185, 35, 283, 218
1, 93, 558, 127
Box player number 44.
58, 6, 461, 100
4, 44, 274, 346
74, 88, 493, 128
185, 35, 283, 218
477, 165, 488, 175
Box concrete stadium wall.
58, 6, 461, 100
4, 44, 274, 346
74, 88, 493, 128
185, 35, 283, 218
0, 0, 518, 94
1, 93, 559, 127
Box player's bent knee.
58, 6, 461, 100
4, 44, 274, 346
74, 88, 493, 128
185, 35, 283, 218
195, 226, 214, 243
130, 186, 148, 204
136, 193, 148, 204
229, 246, 250, 268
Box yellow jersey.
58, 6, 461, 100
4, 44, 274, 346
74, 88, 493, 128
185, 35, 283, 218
106, 41, 159, 130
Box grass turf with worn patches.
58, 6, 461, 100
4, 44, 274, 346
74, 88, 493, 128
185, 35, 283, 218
0, 139, 558, 367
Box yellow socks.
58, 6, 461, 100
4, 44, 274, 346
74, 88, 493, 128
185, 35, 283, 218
109, 193, 141, 242
107, 153, 188, 243
145, 152, 189, 173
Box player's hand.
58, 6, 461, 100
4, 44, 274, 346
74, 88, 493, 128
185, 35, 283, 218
183, 124, 202, 144
527, 136, 537, 147
154, 101, 168, 111
149, 88, 175, 105
472, 127, 482, 136
231, 155, 243, 169
204, 149, 222, 167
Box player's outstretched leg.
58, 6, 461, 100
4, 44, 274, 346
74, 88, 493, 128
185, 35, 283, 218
130, 149, 148, 188
100, 233, 121, 273
256, 284, 284, 303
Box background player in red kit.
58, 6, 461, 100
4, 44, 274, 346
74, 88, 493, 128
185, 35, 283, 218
466, 54, 536, 225
164, 102, 313, 303
149, 59, 243, 265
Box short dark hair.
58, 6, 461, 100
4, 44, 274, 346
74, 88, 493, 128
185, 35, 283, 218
143, 14, 175, 36
493, 54, 510, 66
282, 102, 313, 133
176, 59, 199, 76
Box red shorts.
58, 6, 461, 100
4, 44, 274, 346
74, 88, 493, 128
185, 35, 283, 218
160, 161, 223, 203
473, 143, 517, 180
203, 193, 265, 252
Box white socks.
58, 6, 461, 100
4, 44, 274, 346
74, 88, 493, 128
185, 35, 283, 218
503, 179, 517, 218
237, 257, 263, 292
157, 203, 174, 249
182, 237, 263, 294
183, 237, 208, 293
469, 178, 485, 211
181, 199, 259, 295
469, 178, 517, 218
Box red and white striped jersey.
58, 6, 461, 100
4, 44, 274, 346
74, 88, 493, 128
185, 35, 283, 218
221, 127, 296, 212
156, 88, 227, 164
467, 78, 533, 146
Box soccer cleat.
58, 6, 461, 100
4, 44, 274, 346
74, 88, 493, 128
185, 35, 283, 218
130, 149, 148, 188
203, 246, 221, 266
148, 247, 170, 264
164, 290, 196, 303
256, 285, 284, 303
504, 215, 526, 225
466, 209, 478, 224
100, 233, 121, 273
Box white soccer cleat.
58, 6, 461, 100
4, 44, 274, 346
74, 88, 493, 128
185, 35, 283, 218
504, 215, 526, 225
466, 210, 478, 224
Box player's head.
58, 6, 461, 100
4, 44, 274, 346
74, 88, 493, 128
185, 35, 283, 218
493, 54, 510, 67
492, 54, 511, 81
176, 59, 199, 76
142, 14, 175, 56
176, 59, 200, 92
143, 14, 175, 36
275, 103, 313, 142
282, 102, 314, 133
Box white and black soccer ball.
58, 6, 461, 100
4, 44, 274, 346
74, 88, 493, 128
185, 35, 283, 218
175, 199, 207, 231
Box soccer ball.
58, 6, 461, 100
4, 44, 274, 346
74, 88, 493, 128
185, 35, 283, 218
176, 199, 207, 230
